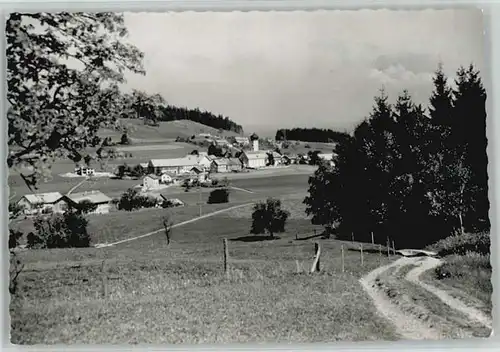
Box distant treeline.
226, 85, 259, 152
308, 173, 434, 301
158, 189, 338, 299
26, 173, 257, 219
158, 106, 243, 134
275, 128, 348, 143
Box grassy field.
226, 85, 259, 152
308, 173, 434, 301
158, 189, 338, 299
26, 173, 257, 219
11, 211, 397, 344
9, 168, 401, 344
282, 140, 336, 155
99, 119, 242, 143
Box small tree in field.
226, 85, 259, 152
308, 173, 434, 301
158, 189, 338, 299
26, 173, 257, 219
208, 188, 229, 204
162, 214, 173, 245
250, 198, 290, 238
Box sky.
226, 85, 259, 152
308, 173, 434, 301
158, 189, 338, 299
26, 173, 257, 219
122, 9, 484, 136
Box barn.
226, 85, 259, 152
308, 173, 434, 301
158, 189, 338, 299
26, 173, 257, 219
17, 192, 64, 215
210, 158, 230, 173
62, 191, 112, 215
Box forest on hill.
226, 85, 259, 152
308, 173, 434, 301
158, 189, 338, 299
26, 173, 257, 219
119, 91, 243, 134
275, 128, 348, 143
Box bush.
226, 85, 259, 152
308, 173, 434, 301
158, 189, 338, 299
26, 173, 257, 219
71, 199, 98, 214
250, 198, 290, 238
161, 199, 175, 208
118, 188, 157, 211
9, 202, 23, 218
9, 229, 23, 249
120, 133, 130, 145
208, 188, 229, 204
27, 211, 91, 249
433, 252, 492, 303
428, 232, 490, 256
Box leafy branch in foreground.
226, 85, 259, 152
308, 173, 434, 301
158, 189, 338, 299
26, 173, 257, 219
7, 12, 145, 189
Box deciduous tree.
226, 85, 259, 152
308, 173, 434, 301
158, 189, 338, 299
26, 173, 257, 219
7, 12, 145, 189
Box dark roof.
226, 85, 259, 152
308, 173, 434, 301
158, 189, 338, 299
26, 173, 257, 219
250, 133, 259, 141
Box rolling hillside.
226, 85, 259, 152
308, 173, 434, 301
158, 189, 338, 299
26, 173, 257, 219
99, 119, 243, 144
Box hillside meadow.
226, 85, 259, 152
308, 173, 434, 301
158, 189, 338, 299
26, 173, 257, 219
11, 208, 398, 344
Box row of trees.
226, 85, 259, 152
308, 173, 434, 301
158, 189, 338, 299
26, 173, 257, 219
304, 63, 489, 248
275, 128, 349, 143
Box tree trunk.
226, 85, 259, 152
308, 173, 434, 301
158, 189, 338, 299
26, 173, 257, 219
458, 212, 465, 235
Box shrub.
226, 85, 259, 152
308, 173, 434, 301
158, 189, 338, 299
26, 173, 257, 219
27, 210, 91, 249
208, 188, 229, 204
428, 232, 490, 256
118, 188, 157, 211
9, 229, 23, 249
120, 133, 130, 145
71, 199, 98, 214
161, 199, 175, 208
9, 202, 23, 218
250, 198, 290, 238
433, 252, 492, 302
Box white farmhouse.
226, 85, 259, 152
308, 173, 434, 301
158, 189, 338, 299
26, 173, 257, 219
17, 192, 64, 215
62, 190, 112, 215
239, 151, 268, 169
143, 174, 161, 190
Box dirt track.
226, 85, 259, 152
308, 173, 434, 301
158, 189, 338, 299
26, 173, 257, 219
360, 256, 492, 340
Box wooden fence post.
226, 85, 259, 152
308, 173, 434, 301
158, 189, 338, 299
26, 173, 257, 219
341, 244, 345, 273
101, 259, 108, 299
371, 232, 374, 245
387, 238, 390, 258
351, 232, 354, 244
379, 243, 382, 257
310, 242, 321, 273
360, 243, 364, 266
223, 238, 229, 276
392, 240, 396, 255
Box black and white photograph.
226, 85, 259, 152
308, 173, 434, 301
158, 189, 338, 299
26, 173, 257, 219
6, 8, 492, 344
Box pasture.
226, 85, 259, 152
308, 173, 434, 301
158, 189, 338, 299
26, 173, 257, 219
283, 140, 336, 155
11, 212, 398, 344
98, 119, 241, 143
9, 169, 401, 344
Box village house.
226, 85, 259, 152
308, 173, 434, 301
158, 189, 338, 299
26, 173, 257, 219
214, 138, 229, 147
148, 154, 212, 175
74, 165, 95, 177
190, 166, 208, 182
210, 158, 243, 173
239, 151, 268, 169
210, 158, 229, 173
62, 190, 112, 215
17, 192, 65, 215
160, 173, 173, 184
270, 151, 284, 165
142, 174, 161, 190
148, 156, 198, 175
318, 153, 335, 166
196, 154, 213, 171
227, 158, 244, 172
